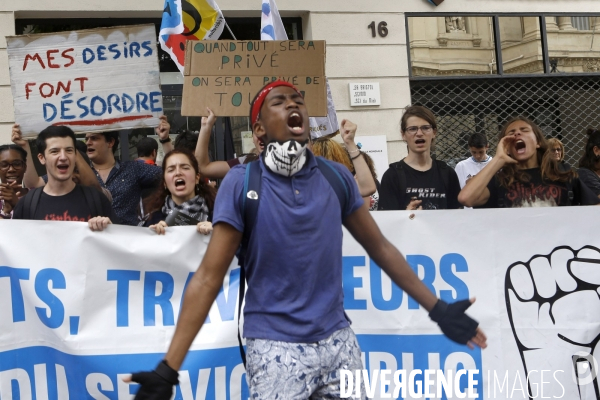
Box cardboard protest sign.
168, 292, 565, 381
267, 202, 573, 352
181, 40, 327, 117
7, 24, 163, 137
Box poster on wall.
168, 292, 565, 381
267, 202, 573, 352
6, 24, 163, 137
181, 40, 327, 117
355, 135, 389, 181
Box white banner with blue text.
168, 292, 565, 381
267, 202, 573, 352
1, 207, 598, 399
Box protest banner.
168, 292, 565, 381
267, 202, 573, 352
181, 40, 327, 117
6, 24, 163, 137
1, 206, 598, 399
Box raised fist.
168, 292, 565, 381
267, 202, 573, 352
505, 246, 600, 399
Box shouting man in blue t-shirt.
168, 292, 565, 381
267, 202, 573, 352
127, 81, 487, 400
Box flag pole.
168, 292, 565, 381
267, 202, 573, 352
225, 21, 237, 40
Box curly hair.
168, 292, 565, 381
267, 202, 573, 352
312, 137, 353, 173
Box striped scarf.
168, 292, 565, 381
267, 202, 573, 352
162, 195, 209, 223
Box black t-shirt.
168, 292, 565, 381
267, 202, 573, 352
478, 167, 600, 208
378, 159, 461, 210
13, 185, 115, 221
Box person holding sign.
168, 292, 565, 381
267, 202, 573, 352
126, 81, 486, 400
13, 117, 173, 225
195, 107, 262, 180
12, 126, 115, 229
12, 124, 107, 196
143, 149, 215, 235
83, 116, 172, 225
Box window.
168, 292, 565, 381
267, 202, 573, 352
407, 14, 600, 78
546, 16, 600, 73
408, 16, 497, 77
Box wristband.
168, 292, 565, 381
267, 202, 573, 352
347, 148, 360, 154
159, 137, 172, 144
350, 152, 362, 161
155, 360, 179, 385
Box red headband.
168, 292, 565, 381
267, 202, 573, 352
250, 81, 303, 124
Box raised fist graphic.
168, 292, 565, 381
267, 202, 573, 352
505, 246, 600, 399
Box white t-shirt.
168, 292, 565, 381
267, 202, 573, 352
454, 156, 493, 189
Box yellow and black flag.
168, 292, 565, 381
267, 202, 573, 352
159, 0, 225, 73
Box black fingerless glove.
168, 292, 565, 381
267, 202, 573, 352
131, 360, 179, 400
429, 299, 479, 345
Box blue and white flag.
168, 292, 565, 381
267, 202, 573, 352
260, 0, 338, 138
260, 0, 288, 40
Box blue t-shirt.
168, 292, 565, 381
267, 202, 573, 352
212, 152, 364, 343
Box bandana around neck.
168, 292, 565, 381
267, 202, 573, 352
162, 195, 209, 223
262, 139, 308, 177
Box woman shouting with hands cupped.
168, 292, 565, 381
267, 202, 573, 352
458, 116, 598, 208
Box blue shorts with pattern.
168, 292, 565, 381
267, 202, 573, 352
245, 327, 365, 400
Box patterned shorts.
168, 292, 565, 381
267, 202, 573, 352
246, 327, 365, 400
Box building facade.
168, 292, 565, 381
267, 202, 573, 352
1, 0, 599, 169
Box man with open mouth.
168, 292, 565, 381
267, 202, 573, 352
11, 126, 116, 231
127, 81, 487, 400
13, 117, 172, 226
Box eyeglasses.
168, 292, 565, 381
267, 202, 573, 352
551, 148, 562, 153
0, 160, 25, 171
405, 125, 434, 135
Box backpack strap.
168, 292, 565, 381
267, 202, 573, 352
315, 157, 349, 218
237, 160, 262, 367
238, 161, 262, 267
80, 185, 103, 218
23, 187, 44, 219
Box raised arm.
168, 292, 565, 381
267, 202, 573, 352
195, 108, 231, 179
344, 206, 487, 349
11, 124, 45, 188
458, 136, 516, 207
155, 115, 174, 155
126, 222, 243, 399
341, 119, 376, 197
75, 150, 101, 189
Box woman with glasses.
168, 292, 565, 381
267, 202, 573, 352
0, 144, 29, 219
378, 105, 461, 210
577, 129, 600, 198
459, 117, 598, 208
